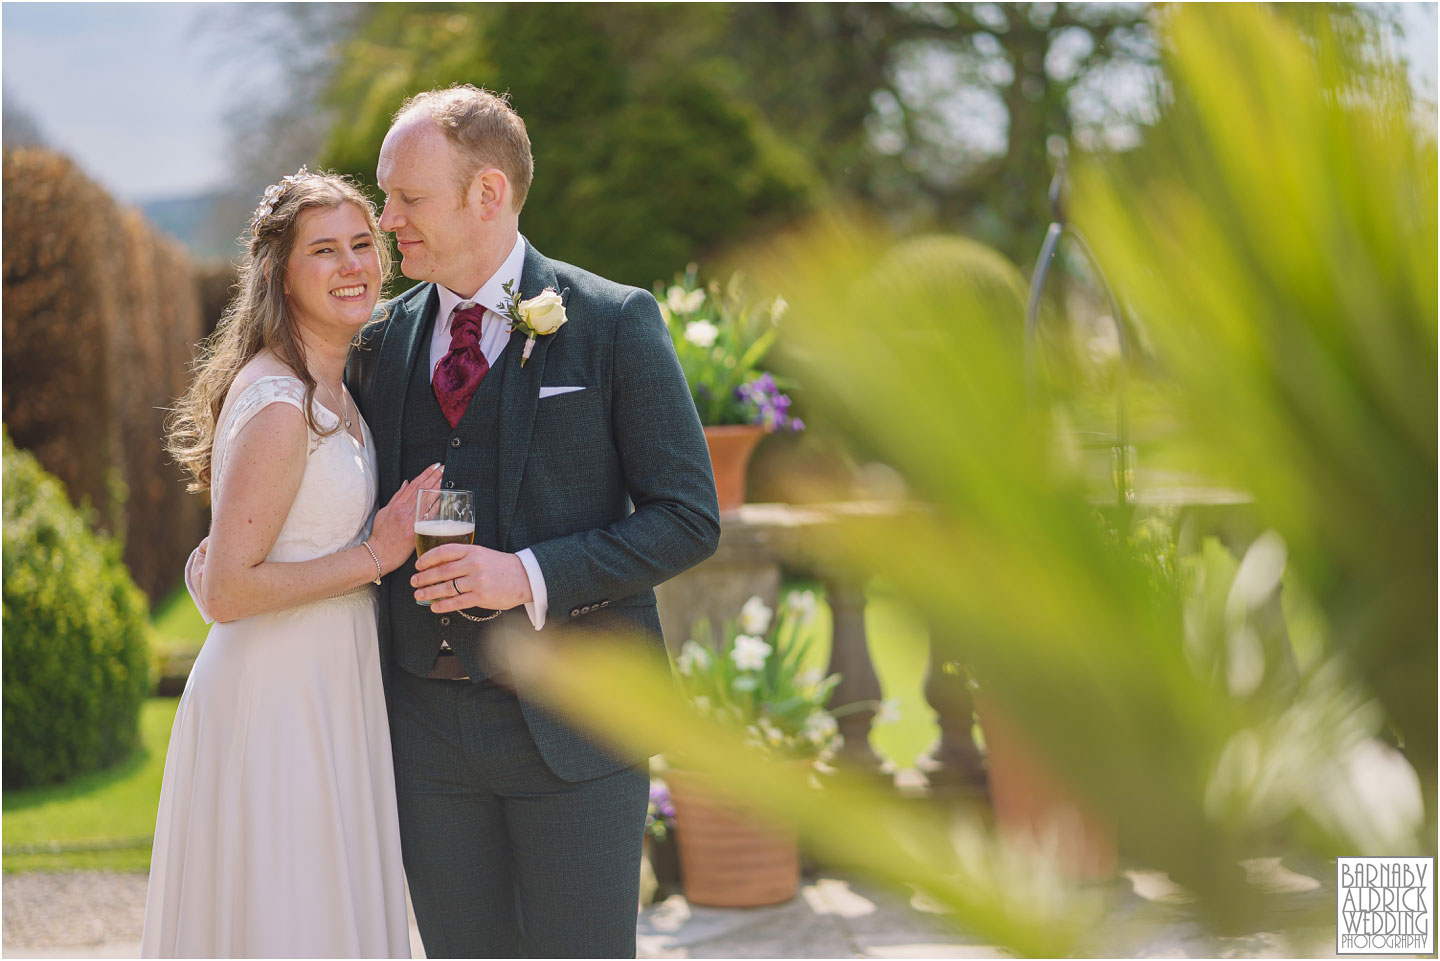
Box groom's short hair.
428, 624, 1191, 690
394, 85, 534, 213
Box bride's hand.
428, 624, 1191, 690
369, 464, 444, 573
186, 536, 211, 598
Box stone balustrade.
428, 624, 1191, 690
656, 487, 1259, 798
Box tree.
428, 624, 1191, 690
314, 3, 818, 288
714, 3, 1158, 263
214, 3, 1168, 277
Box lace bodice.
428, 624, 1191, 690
213, 375, 377, 563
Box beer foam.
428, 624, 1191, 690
414, 520, 475, 537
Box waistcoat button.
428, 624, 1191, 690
451, 437, 461, 448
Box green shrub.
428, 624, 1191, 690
3, 430, 151, 788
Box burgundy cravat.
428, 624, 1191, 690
432, 303, 490, 428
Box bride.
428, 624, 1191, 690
143, 168, 439, 958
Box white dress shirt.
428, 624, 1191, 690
430, 234, 550, 631
187, 234, 550, 630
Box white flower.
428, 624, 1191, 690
666, 286, 706, 315
684, 320, 719, 348
785, 590, 818, 626
804, 710, 838, 746
730, 634, 772, 671
874, 698, 902, 725
758, 717, 786, 747
692, 695, 711, 714
676, 641, 711, 676
771, 295, 789, 319
738, 595, 773, 635
799, 667, 824, 688
518, 288, 568, 335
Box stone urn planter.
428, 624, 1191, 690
703, 424, 766, 515
666, 767, 800, 907
976, 697, 1117, 879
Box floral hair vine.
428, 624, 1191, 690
250, 165, 316, 229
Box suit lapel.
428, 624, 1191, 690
495, 239, 559, 547
376, 284, 440, 494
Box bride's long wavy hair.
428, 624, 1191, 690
166, 171, 391, 493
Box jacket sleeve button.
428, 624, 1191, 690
570, 608, 581, 617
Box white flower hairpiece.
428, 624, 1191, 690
250, 165, 315, 229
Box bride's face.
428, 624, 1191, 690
285, 202, 381, 337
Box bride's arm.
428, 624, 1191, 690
202, 403, 439, 623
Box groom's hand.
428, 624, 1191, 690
413, 544, 534, 613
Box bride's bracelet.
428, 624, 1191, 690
360, 541, 384, 585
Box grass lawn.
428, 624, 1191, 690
2, 698, 178, 873
150, 582, 209, 660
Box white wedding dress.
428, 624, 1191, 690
142, 375, 410, 958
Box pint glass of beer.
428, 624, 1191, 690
414, 488, 475, 606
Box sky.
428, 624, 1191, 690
2, 2, 1437, 205
2, 2, 284, 202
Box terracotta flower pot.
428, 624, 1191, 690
703, 424, 766, 515
667, 768, 800, 908
976, 697, 1117, 880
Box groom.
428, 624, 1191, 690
349, 86, 719, 957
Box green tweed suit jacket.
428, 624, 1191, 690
347, 238, 720, 781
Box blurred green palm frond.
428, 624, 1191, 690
1074, 2, 1436, 782
515, 3, 1434, 953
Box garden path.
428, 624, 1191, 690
3, 858, 1347, 958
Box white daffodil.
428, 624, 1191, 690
738, 595, 773, 635
758, 717, 786, 747
676, 640, 710, 675
730, 634, 772, 671
684, 320, 719, 348
804, 710, 838, 746
875, 698, 902, 725
667, 286, 706, 315
785, 590, 818, 626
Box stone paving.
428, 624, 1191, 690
2, 858, 1356, 959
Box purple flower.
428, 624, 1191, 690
735, 371, 804, 433
649, 782, 675, 821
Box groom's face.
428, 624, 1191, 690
377, 118, 489, 293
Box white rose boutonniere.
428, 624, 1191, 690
501, 281, 569, 366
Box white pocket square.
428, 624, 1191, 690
538, 386, 586, 398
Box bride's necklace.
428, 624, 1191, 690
316, 376, 352, 430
